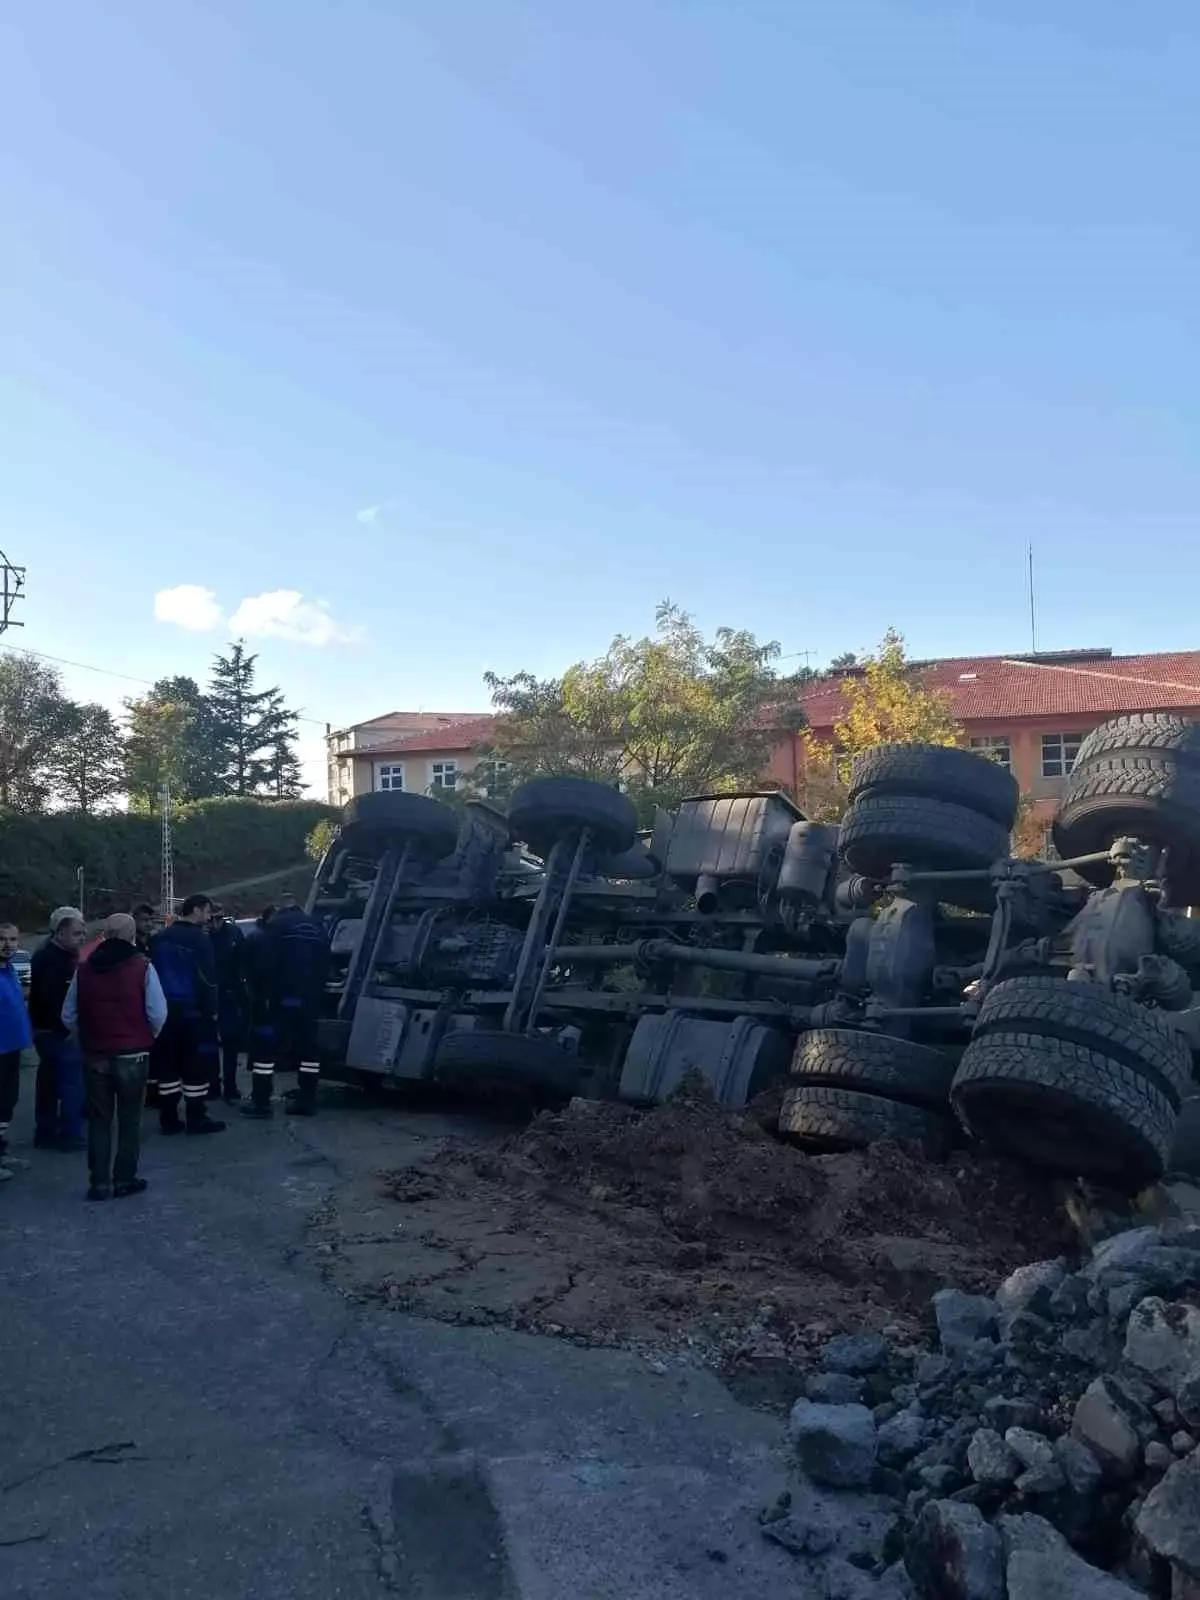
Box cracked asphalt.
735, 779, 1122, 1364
1, 1070, 798, 1599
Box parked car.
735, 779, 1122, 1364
301, 717, 1200, 1194
12, 948, 31, 994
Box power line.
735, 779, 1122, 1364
2, 642, 331, 728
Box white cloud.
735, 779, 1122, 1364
153, 584, 223, 632
228, 589, 363, 647
356, 500, 396, 525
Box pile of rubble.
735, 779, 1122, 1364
763, 1208, 1200, 1597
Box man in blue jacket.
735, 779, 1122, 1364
241, 898, 329, 1119
0, 919, 33, 1175
150, 895, 225, 1137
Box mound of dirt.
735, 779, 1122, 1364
311, 1083, 1077, 1409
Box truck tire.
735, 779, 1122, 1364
778, 1085, 953, 1155
340, 792, 461, 856
1073, 714, 1200, 771
838, 794, 1009, 879
432, 1029, 581, 1105
1156, 910, 1200, 971
1051, 760, 1200, 900
849, 744, 1019, 828
967, 975, 1191, 1106
790, 1029, 956, 1111
508, 777, 637, 856
951, 975, 1191, 1188
951, 1036, 1175, 1190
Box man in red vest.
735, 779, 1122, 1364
62, 912, 167, 1201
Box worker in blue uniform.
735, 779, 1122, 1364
241, 898, 329, 1120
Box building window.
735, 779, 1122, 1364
969, 737, 1011, 771
430, 761, 457, 791
478, 758, 510, 799
1041, 733, 1083, 780
376, 764, 405, 792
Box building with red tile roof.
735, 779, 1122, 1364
330, 649, 1200, 828
765, 647, 1200, 824
326, 710, 499, 806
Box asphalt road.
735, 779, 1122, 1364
0, 1070, 798, 1600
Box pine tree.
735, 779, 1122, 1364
206, 642, 286, 797
259, 688, 304, 799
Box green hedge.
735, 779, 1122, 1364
0, 798, 335, 927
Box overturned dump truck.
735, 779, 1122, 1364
307, 714, 1200, 1192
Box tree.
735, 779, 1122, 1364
802, 629, 962, 818
53, 703, 125, 812
305, 816, 338, 861
259, 689, 304, 800
207, 642, 286, 797
123, 676, 215, 810
0, 654, 76, 810
830, 651, 858, 669
481, 602, 803, 822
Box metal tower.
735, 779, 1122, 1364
159, 784, 175, 920
0, 548, 25, 635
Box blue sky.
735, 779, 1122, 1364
2, 1, 1197, 790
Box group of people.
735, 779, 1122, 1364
0, 893, 329, 1201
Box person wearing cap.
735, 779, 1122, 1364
63, 913, 167, 1201
29, 906, 87, 1152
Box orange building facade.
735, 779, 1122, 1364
767, 648, 1200, 834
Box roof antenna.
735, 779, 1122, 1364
1027, 542, 1038, 654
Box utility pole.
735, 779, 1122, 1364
159, 784, 175, 921
0, 548, 25, 635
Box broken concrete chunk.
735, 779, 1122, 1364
903, 1498, 1004, 1600
1071, 1377, 1143, 1477
1147, 1440, 1175, 1472
1053, 1435, 1102, 1498
1178, 1366, 1200, 1429
1048, 1272, 1092, 1322
1086, 1227, 1163, 1279
1137, 1449, 1200, 1578
822, 1331, 890, 1375
915, 1352, 953, 1388
966, 1429, 1019, 1487
877, 1408, 928, 1467
1174, 1431, 1196, 1455
1006, 1539, 1144, 1596
808, 1371, 870, 1406
933, 1289, 998, 1357
1004, 1427, 1058, 1473
996, 1260, 1066, 1331
999, 1514, 1144, 1597
1005, 1430, 1066, 1492
981, 1395, 1041, 1433
1125, 1297, 1200, 1396
788, 1399, 878, 1489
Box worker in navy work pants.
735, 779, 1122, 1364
150, 895, 225, 1136
208, 902, 247, 1103
241, 905, 276, 1107
242, 898, 329, 1120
